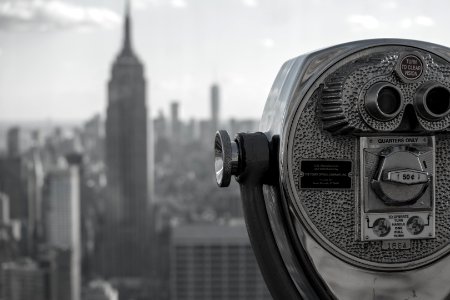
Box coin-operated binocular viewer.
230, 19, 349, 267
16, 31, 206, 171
215, 39, 450, 300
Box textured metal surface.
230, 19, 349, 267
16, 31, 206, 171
257, 39, 450, 299
320, 47, 450, 134
290, 86, 450, 269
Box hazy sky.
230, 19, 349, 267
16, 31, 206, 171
0, 0, 449, 122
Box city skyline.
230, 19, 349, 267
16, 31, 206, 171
1, 0, 449, 122
0, 2, 265, 299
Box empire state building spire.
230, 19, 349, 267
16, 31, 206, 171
122, 0, 133, 55
104, 0, 149, 278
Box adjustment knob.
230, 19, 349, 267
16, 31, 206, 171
214, 130, 240, 187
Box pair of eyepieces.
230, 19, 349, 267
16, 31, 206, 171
365, 82, 450, 121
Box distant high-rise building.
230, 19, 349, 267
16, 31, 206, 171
170, 101, 180, 142
44, 161, 81, 300
0, 192, 18, 264
198, 120, 211, 145
46, 249, 80, 300
31, 130, 43, 148
0, 156, 27, 221
210, 84, 220, 134
45, 165, 80, 250
26, 146, 45, 255
103, 0, 151, 278
154, 110, 168, 140
82, 114, 104, 163
7, 127, 21, 158
1, 258, 48, 300
82, 280, 119, 300
154, 110, 171, 163
0, 192, 10, 224
171, 222, 271, 300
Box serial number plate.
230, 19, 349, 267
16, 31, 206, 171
382, 240, 411, 250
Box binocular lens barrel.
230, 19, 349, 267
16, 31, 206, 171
415, 83, 450, 120
365, 82, 403, 121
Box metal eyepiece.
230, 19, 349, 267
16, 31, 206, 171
214, 130, 240, 187
365, 82, 403, 121
415, 82, 450, 121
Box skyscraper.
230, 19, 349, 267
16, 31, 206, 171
44, 161, 81, 300
0, 192, 10, 224
103, 0, 150, 278
210, 83, 220, 135
26, 144, 45, 255
170, 101, 180, 143
0, 129, 28, 221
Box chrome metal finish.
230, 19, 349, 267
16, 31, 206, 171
415, 82, 450, 120
360, 136, 436, 244
365, 82, 403, 121
214, 130, 239, 187
258, 39, 450, 299
371, 146, 430, 205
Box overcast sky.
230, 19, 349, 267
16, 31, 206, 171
0, 0, 449, 122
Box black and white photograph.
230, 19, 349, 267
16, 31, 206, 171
0, 1, 449, 299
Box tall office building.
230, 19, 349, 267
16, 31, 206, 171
170, 101, 180, 143
0, 192, 10, 224
0, 192, 18, 266
1, 126, 27, 224
103, 0, 150, 278
210, 84, 220, 135
171, 222, 271, 300
45, 165, 80, 251
1, 258, 48, 300
26, 146, 45, 255
44, 161, 81, 300
7, 127, 21, 158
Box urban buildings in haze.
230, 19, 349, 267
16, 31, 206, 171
7, 127, 21, 158
82, 280, 119, 300
1, 258, 48, 300
0, 1, 266, 300
171, 222, 271, 300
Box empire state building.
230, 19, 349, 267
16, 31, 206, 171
103, 1, 150, 278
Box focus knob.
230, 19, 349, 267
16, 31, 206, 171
214, 130, 240, 187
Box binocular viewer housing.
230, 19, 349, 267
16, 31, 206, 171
215, 39, 450, 300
